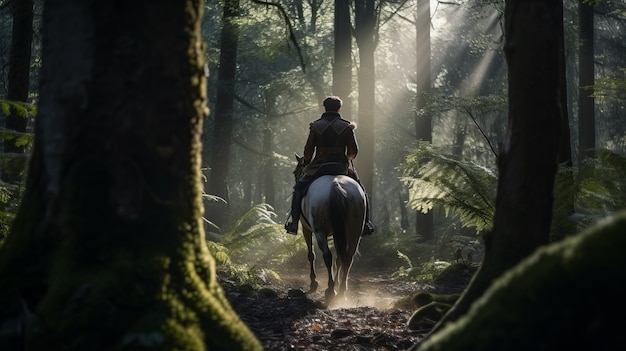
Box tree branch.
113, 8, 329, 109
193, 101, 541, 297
250, 0, 306, 73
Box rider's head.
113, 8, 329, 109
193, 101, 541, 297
323, 96, 342, 112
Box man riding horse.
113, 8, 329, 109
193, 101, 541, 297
285, 96, 375, 236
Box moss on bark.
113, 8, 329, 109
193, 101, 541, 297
415, 211, 626, 351
0, 1, 262, 350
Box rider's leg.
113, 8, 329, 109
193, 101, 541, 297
347, 171, 375, 235
285, 180, 308, 234
362, 193, 375, 236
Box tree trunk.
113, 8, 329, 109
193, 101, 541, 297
208, 0, 241, 229
416, 211, 626, 351
262, 127, 275, 206
3, 0, 33, 183
578, 0, 595, 163
353, 0, 376, 198
0, 1, 261, 350
553, 1, 575, 241
415, 0, 565, 345
414, 0, 433, 241
333, 0, 352, 118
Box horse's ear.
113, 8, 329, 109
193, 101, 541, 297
295, 153, 302, 162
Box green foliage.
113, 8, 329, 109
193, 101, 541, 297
0, 99, 37, 119
418, 94, 507, 119
400, 143, 626, 242
0, 129, 34, 147
568, 150, 626, 231
392, 255, 451, 283
0, 100, 36, 245
592, 67, 626, 101
206, 203, 305, 286
0, 185, 16, 244
0, 99, 36, 147
399, 142, 497, 233
551, 150, 626, 237
396, 250, 413, 269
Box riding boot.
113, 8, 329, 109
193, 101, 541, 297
362, 193, 375, 236
348, 172, 375, 236
285, 186, 303, 234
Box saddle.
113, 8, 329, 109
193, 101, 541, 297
315, 162, 348, 177
300, 162, 349, 197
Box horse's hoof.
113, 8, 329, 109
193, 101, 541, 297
309, 281, 318, 293
324, 288, 336, 300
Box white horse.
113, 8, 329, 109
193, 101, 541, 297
292, 154, 366, 301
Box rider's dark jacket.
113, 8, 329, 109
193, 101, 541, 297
302, 112, 358, 177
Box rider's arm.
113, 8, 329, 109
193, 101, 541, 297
346, 124, 358, 160
303, 124, 316, 163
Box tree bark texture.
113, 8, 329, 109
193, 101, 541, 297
552, 0, 575, 240
353, 0, 376, 198
416, 0, 565, 343
0, 1, 261, 350
578, 0, 595, 163
416, 211, 626, 351
207, 0, 241, 229
333, 0, 352, 118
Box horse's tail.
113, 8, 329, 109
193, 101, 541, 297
329, 179, 348, 255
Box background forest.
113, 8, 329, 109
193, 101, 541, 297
1, 0, 626, 287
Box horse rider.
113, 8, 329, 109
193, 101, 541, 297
284, 96, 375, 236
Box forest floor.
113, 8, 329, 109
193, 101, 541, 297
223, 264, 473, 350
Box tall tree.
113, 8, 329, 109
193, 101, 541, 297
333, 0, 353, 118
353, 0, 377, 198
0, 0, 261, 349
578, 0, 595, 163
552, 0, 575, 240
416, 0, 566, 343
208, 0, 241, 229
414, 0, 433, 241
3, 0, 33, 183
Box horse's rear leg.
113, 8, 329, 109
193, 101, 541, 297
336, 233, 360, 297
336, 254, 352, 297
303, 228, 318, 292
315, 233, 335, 300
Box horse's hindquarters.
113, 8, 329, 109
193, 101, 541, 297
300, 175, 366, 302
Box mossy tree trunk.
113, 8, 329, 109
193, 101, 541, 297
415, 0, 566, 345
416, 211, 626, 351
0, 1, 261, 350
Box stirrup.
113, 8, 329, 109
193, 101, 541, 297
362, 222, 375, 236
284, 216, 299, 234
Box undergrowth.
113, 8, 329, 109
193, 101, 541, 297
205, 203, 307, 288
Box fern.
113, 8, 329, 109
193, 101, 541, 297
205, 203, 305, 286
0, 129, 35, 145
0, 100, 37, 119
0, 100, 36, 149
396, 250, 413, 269
564, 150, 626, 231
399, 142, 497, 232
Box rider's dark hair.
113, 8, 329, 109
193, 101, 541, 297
323, 96, 342, 112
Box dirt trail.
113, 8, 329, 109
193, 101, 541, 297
226, 268, 429, 350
